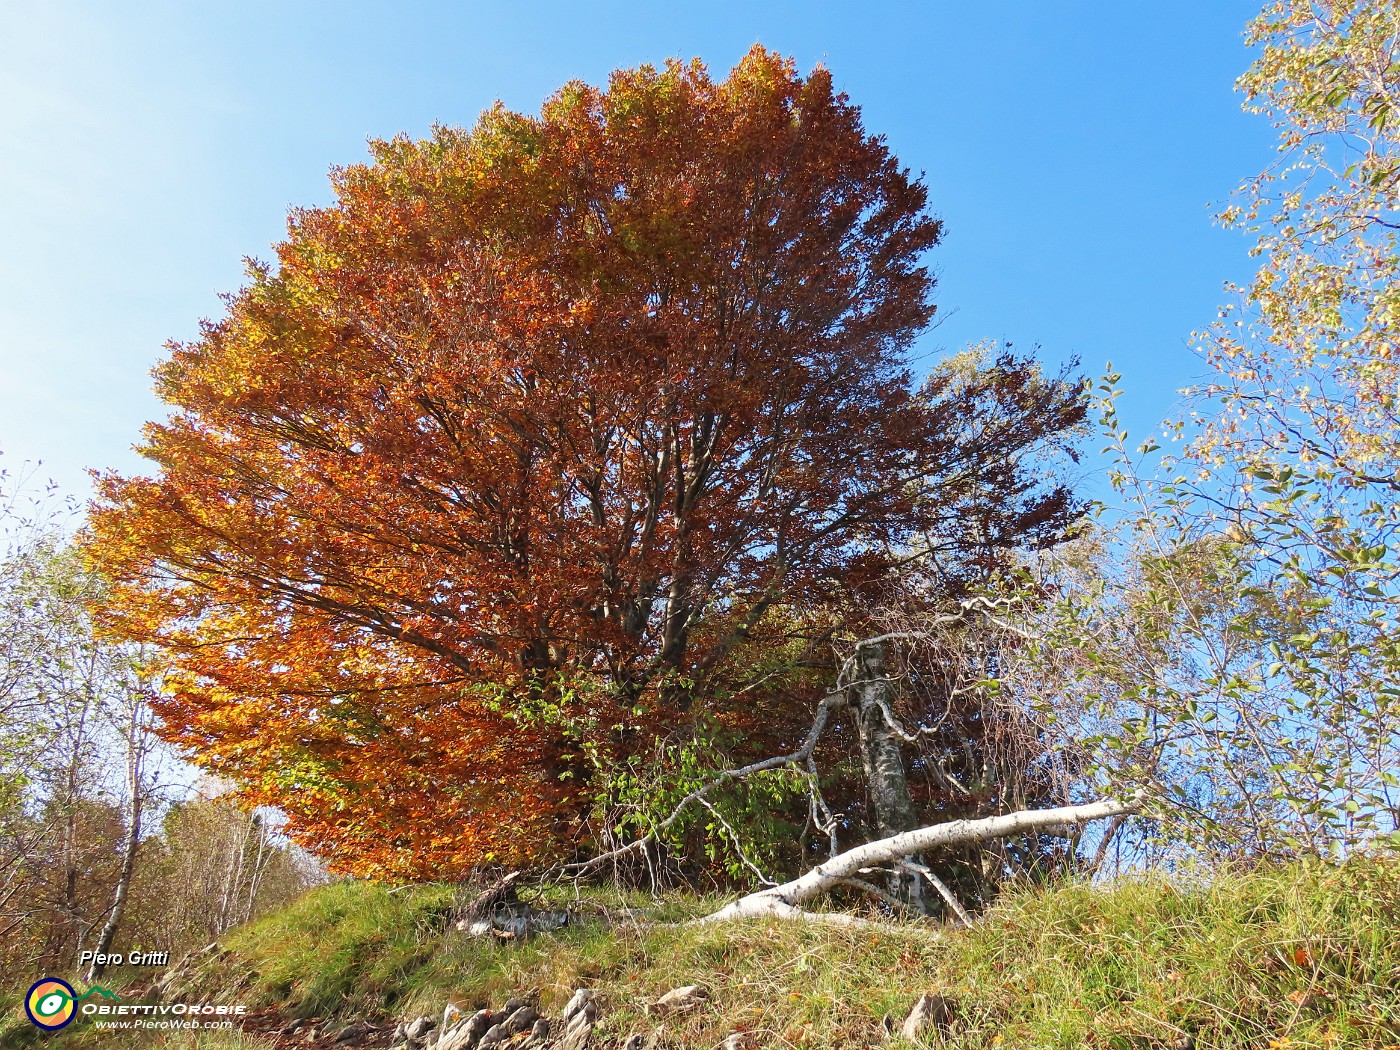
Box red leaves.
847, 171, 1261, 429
86, 48, 1082, 880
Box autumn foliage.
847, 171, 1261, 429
89, 49, 1084, 880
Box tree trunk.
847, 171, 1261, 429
853, 641, 925, 911
87, 698, 148, 982
217, 815, 252, 934
86, 789, 141, 981
700, 795, 1140, 924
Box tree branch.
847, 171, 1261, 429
698, 794, 1141, 924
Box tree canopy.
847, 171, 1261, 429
1023, 1, 1400, 862
89, 49, 1086, 880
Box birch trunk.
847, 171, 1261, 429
852, 641, 925, 910
700, 795, 1140, 924
86, 700, 147, 982
85, 793, 140, 981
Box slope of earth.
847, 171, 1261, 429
3, 858, 1397, 1049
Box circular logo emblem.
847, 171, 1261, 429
25, 978, 77, 1030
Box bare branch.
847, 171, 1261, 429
898, 858, 973, 926
564, 689, 849, 875
699, 794, 1141, 923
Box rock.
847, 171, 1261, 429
621, 1037, 647, 1050
390, 1022, 407, 1047
443, 1004, 462, 1030
530, 1018, 550, 1041
553, 1017, 594, 1050
447, 1009, 494, 1050
334, 1020, 374, 1043
722, 1036, 755, 1050
503, 1005, 538, 1035
406, 1016, 437, 1042
650, 985, 709, 1016
560, 988, 594, 1028
465, 919, 494, 937
437, 1016, 490, 1050
500, 996, 530, 1015
900, 994, 954, 1041
567, 1002, 597, 1030
477, 1021, 509, 1047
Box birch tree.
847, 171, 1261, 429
1034, 3, 1400, 861
1176, 0, 1400, 849
0, 480, 167, 973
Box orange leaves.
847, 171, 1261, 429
85, 48, 1082, 880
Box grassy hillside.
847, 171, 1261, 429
5, 858, 1398, 1049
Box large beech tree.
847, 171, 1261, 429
90, 49, 1085, 880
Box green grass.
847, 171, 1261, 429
7, 858, 1399, 1049
939, 859, 1400, 1048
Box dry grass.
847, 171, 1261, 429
5, 857, 1399, 1049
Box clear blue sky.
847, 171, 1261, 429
0, 0, 1271, 500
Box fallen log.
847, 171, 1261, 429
699, 794, 1141, 924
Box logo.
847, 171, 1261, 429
24, 978, 120, 1030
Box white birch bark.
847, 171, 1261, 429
700, 795, 1139, 923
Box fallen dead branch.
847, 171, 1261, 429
698, 794, 1141, 924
